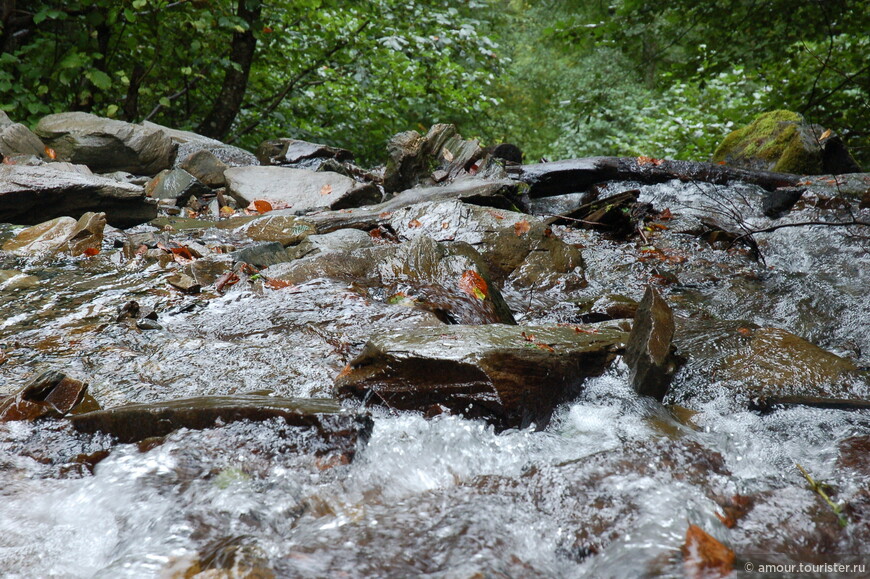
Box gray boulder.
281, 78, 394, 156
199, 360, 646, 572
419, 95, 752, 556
146, 168, 211, 205
34, 112, 176, 175
178, 149, 229, 187
0, 164, 157, 227
0, 114, 48, 160
224, 166, 381, 212
143, 121, 258, 168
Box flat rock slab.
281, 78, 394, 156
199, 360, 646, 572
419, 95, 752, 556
35, 112, 175, 175
68, 395, 373, 458
0, 164, 157, 227
335, 323, 628, 429
225, 166, 380, 211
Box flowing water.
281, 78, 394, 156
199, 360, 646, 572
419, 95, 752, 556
1, 179, 868, 577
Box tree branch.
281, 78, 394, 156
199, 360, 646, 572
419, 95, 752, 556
226, 18, 371, 144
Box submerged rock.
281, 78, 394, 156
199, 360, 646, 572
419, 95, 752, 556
335, 322, 627, 429
225, 166, 381, 211
712, 110, 862, 175
624, 286, 680, 401
0, 371, 91, 422
34, 112, 176, 175
265, 236, 516, 325
3, 211, 106, 257
68, 395, 373, 458
0, 164, 157, 227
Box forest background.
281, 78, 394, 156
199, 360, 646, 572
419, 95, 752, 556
2, 0, 868, 167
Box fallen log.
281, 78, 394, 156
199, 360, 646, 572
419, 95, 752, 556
515, 156, 801, 197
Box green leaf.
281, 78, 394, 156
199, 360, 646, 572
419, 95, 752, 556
132, 0, 147, 9
86, 70, 112, 90
159, 97, 171, 108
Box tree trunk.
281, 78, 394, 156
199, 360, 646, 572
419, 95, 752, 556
197, 0, 261, 139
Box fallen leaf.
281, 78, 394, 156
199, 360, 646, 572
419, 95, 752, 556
648, 223, 669, 231
819, 128, 832, 140
659, 208, 673, 220
514, 219, 531, 236
247, 199, 273, 214
442, 222, 450, 229
265, 278, 294, 290
638, 155, 664, 166
486, 209, 505, 220
44, 146, 57, 160
320, 184, 332, 196
408, 219, 422, 228
82, 247, 100, 256
681, 524, 735, 578
379, 211, 392, 218
214, 271, 239, 293
220, 206, 236, 216
170, 246, 196, 261
458, 270, 488, 300
737, 327, 753, 336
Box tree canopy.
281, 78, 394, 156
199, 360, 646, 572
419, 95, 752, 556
2, 0, 867, 166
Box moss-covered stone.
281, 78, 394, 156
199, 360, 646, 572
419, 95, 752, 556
713, 110, 825, 175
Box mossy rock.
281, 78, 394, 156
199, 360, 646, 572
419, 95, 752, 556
713, 110, 825, 175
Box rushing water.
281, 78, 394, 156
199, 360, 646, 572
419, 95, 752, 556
1, 179, 868, 577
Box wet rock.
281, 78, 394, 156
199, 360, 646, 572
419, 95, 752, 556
381, 177, 528, 212
0, 371, 90, 422
2, 211, 106, 257
389, 200, 582, 286
237, 215, 315, 246
712, 110, 862, 175
178, 149, 229, 187
0, 164, 157, 227
0, 269, 39, 290
68, 395, 373, 457
167, 272, 201, 293
0, 115, 48, 159
34, 112, 175, 175
146, 168, 212, 205
289, 228, 374, 259
225, 166, 381, 212
545, 189, 641, 238
265, 236, 516, 325
837, 435, 870, 474
143, 121, 258, 168
256, 138, 353, 166
335, 322, 627, 429
624, 286, 680, 401
672, 320, 867, 407
384, 124, 485, 193
762, 187, 804, 218
231, 241, 291, 268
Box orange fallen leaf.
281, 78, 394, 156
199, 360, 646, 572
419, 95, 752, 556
486, 210, 505, 220
170, 246, 196, 261
214, 271, 239, 293
648, 223, 669, 231
265, 278, 294, 290
336, 364, 353, 380
320, 184, 332, 196
659, 208, 673, 220
682, 524, 734, 579
44, 146, 57, 160
408, 219, 422, 228
379, 211, 392, 218
737, 327, 753, 336
82, 247, 100, 256
819, 128, 832, 140
247, 199, 273, 214
514, 219, 531, 237
638, 155, 665, 166
458, 270, 488, 300
220, 206, 235, 216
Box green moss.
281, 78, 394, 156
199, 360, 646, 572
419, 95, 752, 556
712, 110, 826, 174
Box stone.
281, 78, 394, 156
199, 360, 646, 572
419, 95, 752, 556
762, 187, 804, 218
146, 168, 212, 205
0, 371, 90, 422
224, 166, 381, 212
167, 272, 201, 293
380, 178, 528, 213
0, 164, 157, 227
34, 112, 176, 175
289, 228, 374, 259
389, 200, 584, 286
0, 120, 48, 159
178, 149, 229, 187
624, 285, 680, 401
265, 236, 516, 325
383, 124, 486, 193
230, 241, 292, 268
712, 110, 862, 175
182, 254, 234, 287
256, 138, 353, 166
142, 121, 258, 168
68, 395, 373, 459
335, 322, 627, 430
237, 215, 316, 246
2, 211, 106, 257
0, 269, 39, 290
